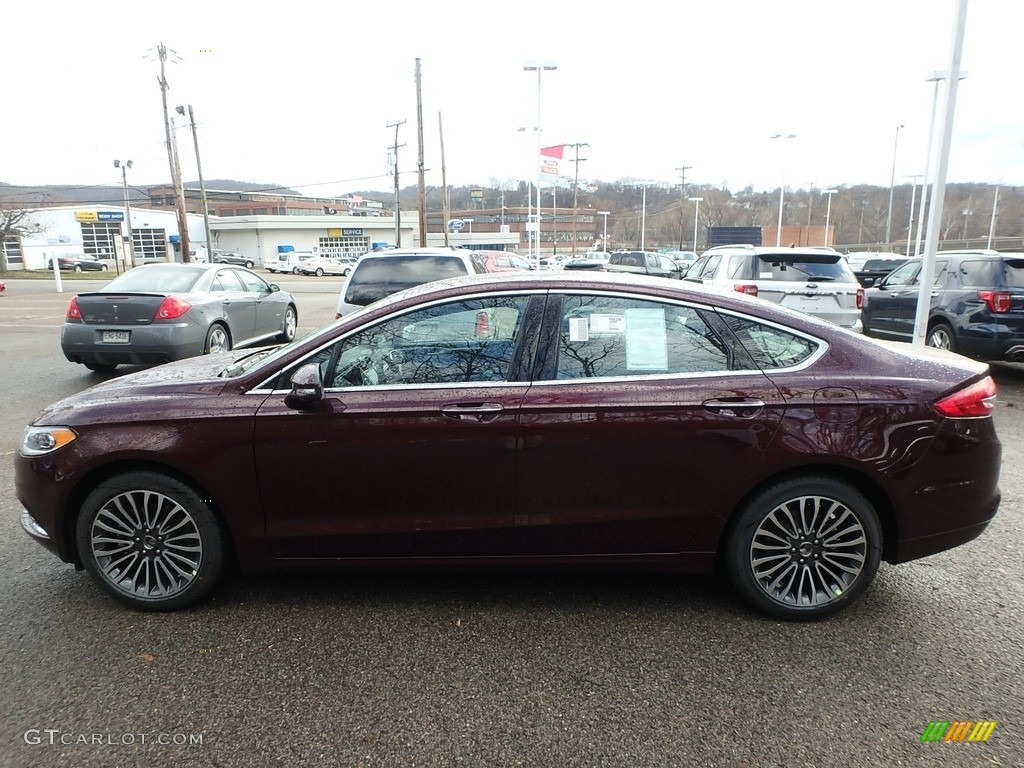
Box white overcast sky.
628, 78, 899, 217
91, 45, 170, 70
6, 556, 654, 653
5, 0, 1021, 197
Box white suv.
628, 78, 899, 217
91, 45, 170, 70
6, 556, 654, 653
335, 247, 492, 319
685, 245, 864, 332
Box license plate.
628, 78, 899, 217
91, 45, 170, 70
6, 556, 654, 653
101, 331, 130, 344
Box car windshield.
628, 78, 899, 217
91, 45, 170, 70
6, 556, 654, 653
100, 265, 206, 293
343, 256, 469, 306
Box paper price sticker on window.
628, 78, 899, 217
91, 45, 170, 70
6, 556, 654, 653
590, 314, 626, 333
568, 317, 589, 342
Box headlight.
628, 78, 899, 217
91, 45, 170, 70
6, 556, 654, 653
21, 426, 77, 456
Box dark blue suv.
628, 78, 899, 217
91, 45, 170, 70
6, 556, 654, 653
862, 249, 1024, 361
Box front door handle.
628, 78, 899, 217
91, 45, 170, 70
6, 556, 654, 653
441, 403, 504, 423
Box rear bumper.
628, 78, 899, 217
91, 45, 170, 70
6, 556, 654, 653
61, 322, 204, 365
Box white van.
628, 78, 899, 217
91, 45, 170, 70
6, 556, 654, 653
266, 251, 315, 274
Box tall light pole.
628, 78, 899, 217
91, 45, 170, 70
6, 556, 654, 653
688, 197, 703, 252
177, 105, 213, 256
822, 189, 838, 247
916, 71, 967, 258
153, 42, 190, 262
597, 210, 610, 250
640, 183, 648, 250
987, 184, 1000, 249
885, 123, 904, 246
770, 133, 796, 246
524, 60, 557, 263
904, 174, 921, 257
113, 159, 134, 272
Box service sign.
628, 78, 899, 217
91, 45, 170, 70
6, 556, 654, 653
342, 228, 364, 236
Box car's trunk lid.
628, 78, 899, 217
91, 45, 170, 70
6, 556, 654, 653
75, 292, 167, 325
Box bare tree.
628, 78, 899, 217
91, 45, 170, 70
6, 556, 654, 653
0, 199, 43, 273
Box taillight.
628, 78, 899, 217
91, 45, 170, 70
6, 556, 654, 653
66, 297, 82, 320
934, 376, 997, 418
475, 310, 491, 338
734, 284, 758, 297
154, 296, 192, 320
856, 288, 865, 309
978, 290, 1011, 313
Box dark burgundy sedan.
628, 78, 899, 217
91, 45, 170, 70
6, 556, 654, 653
15, 272, 1001, 620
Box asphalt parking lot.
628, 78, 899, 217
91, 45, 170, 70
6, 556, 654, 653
1, 276, 1022, 767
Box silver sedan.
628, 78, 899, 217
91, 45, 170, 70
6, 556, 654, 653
60, 263, 298, 373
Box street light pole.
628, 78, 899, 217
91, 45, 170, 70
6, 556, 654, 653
525, 60, 557, 263
916, 71, 967, 258
597, 210, 610, 250
688, 197, 703, 252
885, 123, 904, 245
177, 105, 213, 257
770, 133, 796, 246
113, 159, 134, 272
904, 174, 921, 258
822, 189, 838, 247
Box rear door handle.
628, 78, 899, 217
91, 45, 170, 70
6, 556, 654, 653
441, 403, 504, 423
703, 398, 766, 418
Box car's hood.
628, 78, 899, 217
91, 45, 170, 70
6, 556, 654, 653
32, 354, 241, 427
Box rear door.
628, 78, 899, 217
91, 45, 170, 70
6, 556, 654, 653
210, 268, 257, 342
514, 291, 787, 557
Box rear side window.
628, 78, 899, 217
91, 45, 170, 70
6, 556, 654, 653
756, 254, 855, 282
960, 258, 1024, 289
719, 314, 820, 369
344, 255, 471, 306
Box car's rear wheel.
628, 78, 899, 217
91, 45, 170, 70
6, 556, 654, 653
315, 268, 325, 277
84, 362, 117, 373
244, 261, 254, 269
726, 475, 881, 620
204, 323, 231, 354
342, 268, 351, 277
278, 305, 297, 342
74, 265, 83, 273
76, 472, 226, 611
292, 266, 301, 275
927, 321, 956, 353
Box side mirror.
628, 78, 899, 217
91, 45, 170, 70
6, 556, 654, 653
862, 277, 876, 288
284, 363, 324, 410
269, 284, 280, 293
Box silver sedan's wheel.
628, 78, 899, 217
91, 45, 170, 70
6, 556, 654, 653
277, 305, 297, 342
726, 476, 881, 620
926, 322, 956, 353
204, 324, 231, 354
76, 472, 225, 610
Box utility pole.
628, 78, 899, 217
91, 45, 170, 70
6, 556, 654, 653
675, 165, 692, 249
415, 59, 427, 247
388, 120, 407, 247
155, 43, 190, 262
439, 113, 450, 247
179, 105, 213, 255
569, 141, 589, 257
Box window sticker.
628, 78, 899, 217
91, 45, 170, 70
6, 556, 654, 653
590, 313, 626, 333
760, 271, 774, 278
568, 317, 589, 342
625, 307, 668, 370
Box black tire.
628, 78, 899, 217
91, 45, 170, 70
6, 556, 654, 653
204, 323, 231, 354
277, 305, 298, 342
926, 321, 956, 353
244, 261, 254, 269
725, 475, 881, 620
292, 266, 301, 275
84, 362, 118, 373
75, 471, 226, 611
74, 265, 83, 273
342, 268, 351, 277
315, 268, 325, 277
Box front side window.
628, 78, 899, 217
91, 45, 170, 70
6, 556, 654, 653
290, 296, 530, 389
881, 260, 920, 287
554, 295, 729, 379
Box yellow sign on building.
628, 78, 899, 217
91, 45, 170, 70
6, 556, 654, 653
75, 211, 99, 222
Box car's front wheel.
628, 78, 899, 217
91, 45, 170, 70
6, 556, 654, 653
204, 323, 231, 354
278, 305, 297, 342
76, 471, 226, 611
726, 475, 881, 620
927, 321, 956, 353
74, 265, 83, 273
244, 261, 254, 269
315, 268, 325, 277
